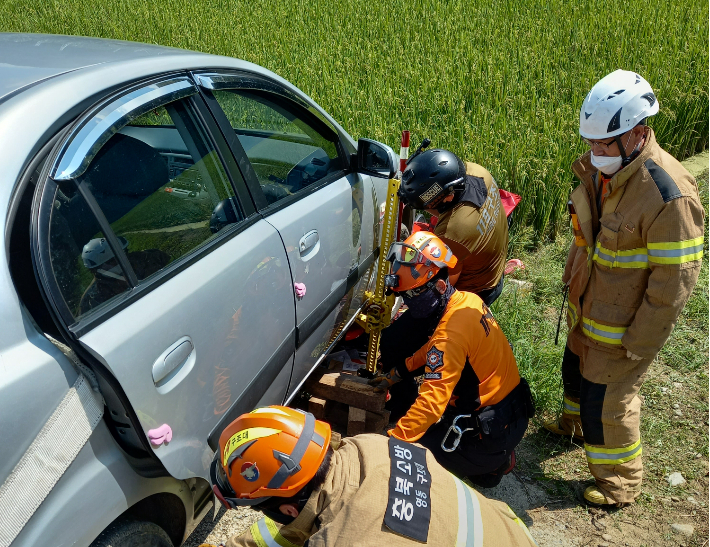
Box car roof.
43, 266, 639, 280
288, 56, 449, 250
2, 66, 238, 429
0, 33, 201, 102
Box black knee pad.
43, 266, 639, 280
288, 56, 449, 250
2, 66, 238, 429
580, 378, 606, 445
561, 345, 582, 399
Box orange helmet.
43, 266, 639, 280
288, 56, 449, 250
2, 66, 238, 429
210, 406, 331, 508
385, 231, 457, 292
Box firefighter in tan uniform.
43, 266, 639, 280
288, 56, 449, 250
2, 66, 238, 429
398, 148, 509, 304
544, 70, 705, 506
371, 232, 533, 487
205, 406, 537, 547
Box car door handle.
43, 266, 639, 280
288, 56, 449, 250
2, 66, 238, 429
153, 336, 194, 386
298, 230, 320, 261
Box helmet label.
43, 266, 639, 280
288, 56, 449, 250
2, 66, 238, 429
240, 462, 260, 482
223, 427, 280, 467
428, 245, 441, 258
418, 183, 442, 205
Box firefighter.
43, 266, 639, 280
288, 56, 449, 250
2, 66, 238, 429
370, 232, 534, 487
204, 406, 538, 547
544, 70, 705, 507
398, 148, 508, 305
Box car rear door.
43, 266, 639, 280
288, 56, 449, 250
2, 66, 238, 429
196, 72, 380, 398
31, 74, 296, 480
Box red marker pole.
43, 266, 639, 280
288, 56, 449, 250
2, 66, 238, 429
396, 130, 410, 241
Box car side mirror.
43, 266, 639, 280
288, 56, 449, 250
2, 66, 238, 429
357, 139, 398, 179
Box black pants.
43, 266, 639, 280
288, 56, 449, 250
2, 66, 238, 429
419, 414, 527, 480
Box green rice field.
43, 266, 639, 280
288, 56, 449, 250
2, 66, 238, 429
1, 0, 708, 240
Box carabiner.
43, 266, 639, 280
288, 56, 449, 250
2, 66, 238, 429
440, 414, 473, 453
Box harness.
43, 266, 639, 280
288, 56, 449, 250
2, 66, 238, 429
441, 378, 535, 452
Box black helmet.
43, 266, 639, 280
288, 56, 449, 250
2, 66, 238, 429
398, 149, 467, 210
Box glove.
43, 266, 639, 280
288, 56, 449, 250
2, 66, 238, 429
368, 367, 402, 393
626, 350, 643, 361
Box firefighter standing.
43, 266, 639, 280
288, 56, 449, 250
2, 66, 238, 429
205, 406, 538, 547
370, 232, 534, 487
544, 70, 705, 506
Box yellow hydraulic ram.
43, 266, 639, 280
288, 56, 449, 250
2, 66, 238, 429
363, 174, 401, 372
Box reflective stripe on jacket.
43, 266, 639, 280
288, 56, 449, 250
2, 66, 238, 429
563, 129, 705, 358
224, 435, 537, 547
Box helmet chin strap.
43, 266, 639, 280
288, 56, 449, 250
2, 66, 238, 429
614, 130, 636, 168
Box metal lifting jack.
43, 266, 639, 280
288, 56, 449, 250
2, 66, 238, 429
360, 131, 411, 373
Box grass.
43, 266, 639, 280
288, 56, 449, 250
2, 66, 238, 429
1, 0, 707, 242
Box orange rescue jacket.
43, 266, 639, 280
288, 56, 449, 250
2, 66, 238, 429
390, 291, 520, 442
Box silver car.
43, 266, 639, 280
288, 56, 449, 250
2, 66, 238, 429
0, 33, 397, 547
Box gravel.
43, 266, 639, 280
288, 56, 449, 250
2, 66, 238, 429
183, 506, 262, 547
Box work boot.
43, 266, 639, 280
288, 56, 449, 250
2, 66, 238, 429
543, 415, 584, 443
468, 451, 516, 488
583, 485, 626, 508
543, 395, 584, 441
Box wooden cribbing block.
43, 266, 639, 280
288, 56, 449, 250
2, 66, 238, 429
304, 371, 386, 412
347, 406, 367, 436
366, 409, 391, 434
308, 397, 331, 421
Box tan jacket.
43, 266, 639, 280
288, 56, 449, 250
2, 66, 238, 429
563, 129, 704, 358
225, 434, 537, 547
435, 162, 509, 293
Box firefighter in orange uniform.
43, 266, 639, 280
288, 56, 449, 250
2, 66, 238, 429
370, 232, 534, 487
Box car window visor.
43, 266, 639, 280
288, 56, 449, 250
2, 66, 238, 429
193, 72, 339, 138
52, 77, 197, 181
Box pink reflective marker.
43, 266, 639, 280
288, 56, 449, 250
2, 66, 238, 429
294, 282, 307, 299
148, 424, 172, 446
504, 259, 525, 275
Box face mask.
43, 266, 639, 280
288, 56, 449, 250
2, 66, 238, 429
590, 153, 623, 175
402, 287, 441, 318
590, 131, 638, 175
402, 280, 456, 319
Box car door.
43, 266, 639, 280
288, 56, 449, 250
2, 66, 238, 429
196, 72, 379, 398
32, 74, 296, 480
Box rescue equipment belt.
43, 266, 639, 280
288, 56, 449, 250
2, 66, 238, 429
441, 379, 535, 452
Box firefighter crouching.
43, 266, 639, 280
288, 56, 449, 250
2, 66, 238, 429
544, 70, 705, 507
369, 232, 534, 488
204, 406, 538, 547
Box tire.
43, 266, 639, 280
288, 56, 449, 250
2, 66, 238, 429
90, 518, 173, 547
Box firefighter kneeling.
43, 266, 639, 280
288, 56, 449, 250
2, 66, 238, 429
371, 232, 534, 487
205, 406, 537, 547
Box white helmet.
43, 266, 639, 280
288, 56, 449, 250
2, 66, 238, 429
579, 70, 659, 140
82, 236, 128, 269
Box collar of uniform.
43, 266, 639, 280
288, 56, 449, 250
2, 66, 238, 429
571, 150, 596, 187
445, 289, 464, 311
609, 127, 656, 189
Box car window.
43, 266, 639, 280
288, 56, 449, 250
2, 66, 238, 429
211, 90, 344, 205
48, 97, 243, 320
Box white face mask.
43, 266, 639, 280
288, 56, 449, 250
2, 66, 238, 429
589, 131, 639, 175
590, 153, 623, 175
